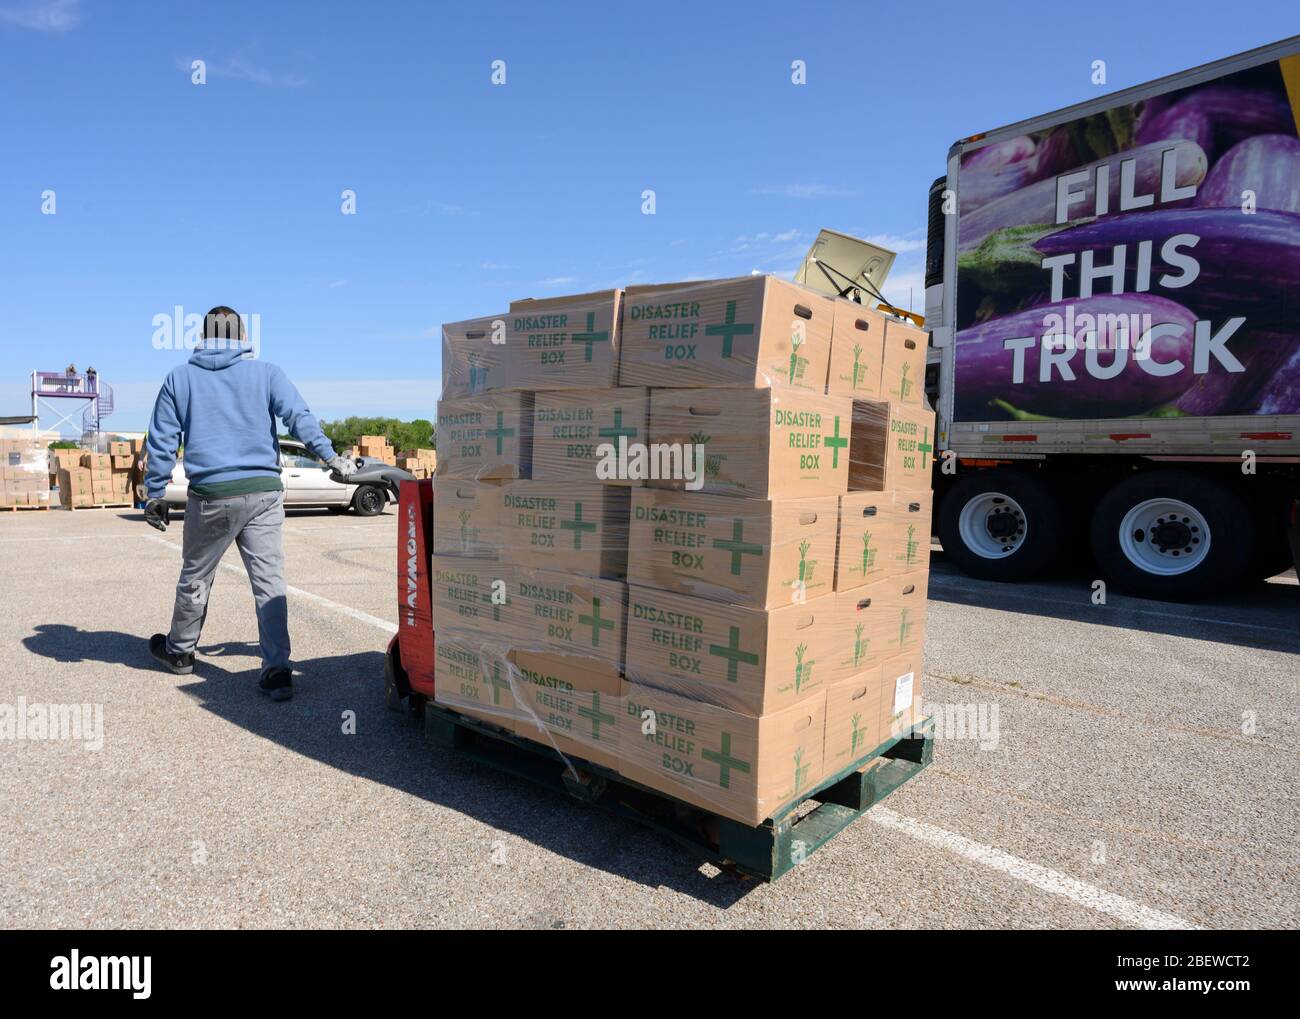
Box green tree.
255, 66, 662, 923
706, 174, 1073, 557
320, 417, 435, 453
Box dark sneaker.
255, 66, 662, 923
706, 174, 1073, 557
259, 667, 293, 702
149, 633, 194, 675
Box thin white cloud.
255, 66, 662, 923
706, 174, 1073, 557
864, 232, 926, 254
327, 280, 347, 289
537, 276, 577, 287
751, 183, 856, 199
0, 0, 83, 32
176, 50, 309, 89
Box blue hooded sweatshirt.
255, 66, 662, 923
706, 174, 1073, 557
144, 339, 337, 500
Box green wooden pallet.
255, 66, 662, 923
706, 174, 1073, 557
420, 701, 932, 882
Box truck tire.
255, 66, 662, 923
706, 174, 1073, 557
938, 471, 1062, 582
1090, 470, 1254, 601
351, 484, 387, 516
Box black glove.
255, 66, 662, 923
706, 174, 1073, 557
144, 498, 170, 532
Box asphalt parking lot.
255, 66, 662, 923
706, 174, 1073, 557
1, 505, 1296, 929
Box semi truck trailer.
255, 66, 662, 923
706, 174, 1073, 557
923, 34, 1300, 600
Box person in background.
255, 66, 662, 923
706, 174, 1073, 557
141, 306, 356, 701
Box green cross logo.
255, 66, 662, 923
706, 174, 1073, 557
577, 690, 616, 740
486, 661, 509, 705
485, 411, 515, 455
712, 517, 763, 576
702, 731, 751, 789
703, 300, 754, 359
917, 427, 933, 469
597, 407, 638, 442
579, 597, 614, 648
708, 625, 758, 683
481, 589, 502, 622
560, 501, 597, 549
823, 415, 847, 469
571, 312, 608, 363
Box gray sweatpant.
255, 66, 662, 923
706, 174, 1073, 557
166, 489, 290, 672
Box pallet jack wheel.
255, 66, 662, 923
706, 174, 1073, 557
383, 634, 411, 713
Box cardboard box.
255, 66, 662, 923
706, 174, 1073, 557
848, 399, 936, 492
79, 452, 111, 471
532, 387, 650, 485
510, 650, 622, 770
648, 388, 851, 499
498, 482, 629, 579
618, 683, 826, 826
880, 651, 925, 740
619, 275, 833, 392
432, 635, 519, 729
57, 467, 92, 496
432, 479, 501, 558
507, 290, 621, 390
828, 570, 929, 685
111, 455, 134, 470
430, 556, 520, 637
835, 490, 933, 590
108, 441, 132, 457
627, 489, 838, 608
511, 568, 626, 670
827, 300, 887, 399
436, 392, 533, 480
625, 584, 833, 715
822, 665, 885, 782
880, 317, 927, 406
442, 313, 509, 398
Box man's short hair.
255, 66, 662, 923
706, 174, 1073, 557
203, 306, 246, 341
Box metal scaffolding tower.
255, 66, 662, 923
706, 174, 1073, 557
31, 369, 114, 438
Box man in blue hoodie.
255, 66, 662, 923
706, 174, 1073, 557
143, 307, 356, 701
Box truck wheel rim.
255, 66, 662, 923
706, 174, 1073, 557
1118, 498, 1210, 576
958, 492, 1027, 559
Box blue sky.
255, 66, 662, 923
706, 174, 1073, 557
0, 0, 1294, 431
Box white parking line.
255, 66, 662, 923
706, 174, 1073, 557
870, 807, 1204, 930
144, 533, 397, 635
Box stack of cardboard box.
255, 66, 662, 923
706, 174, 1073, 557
54, 443, 137, 508
357, 435, 397, 466
429, 276, 934, 828
397, 448, 437, 478
0, 438, 52, 510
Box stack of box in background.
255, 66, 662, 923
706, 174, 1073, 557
1, 438, 52, 510
397, 448, 437, 478
428, 275, 934, 828
357, 435, 397, 466
53, 444, 137, 508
